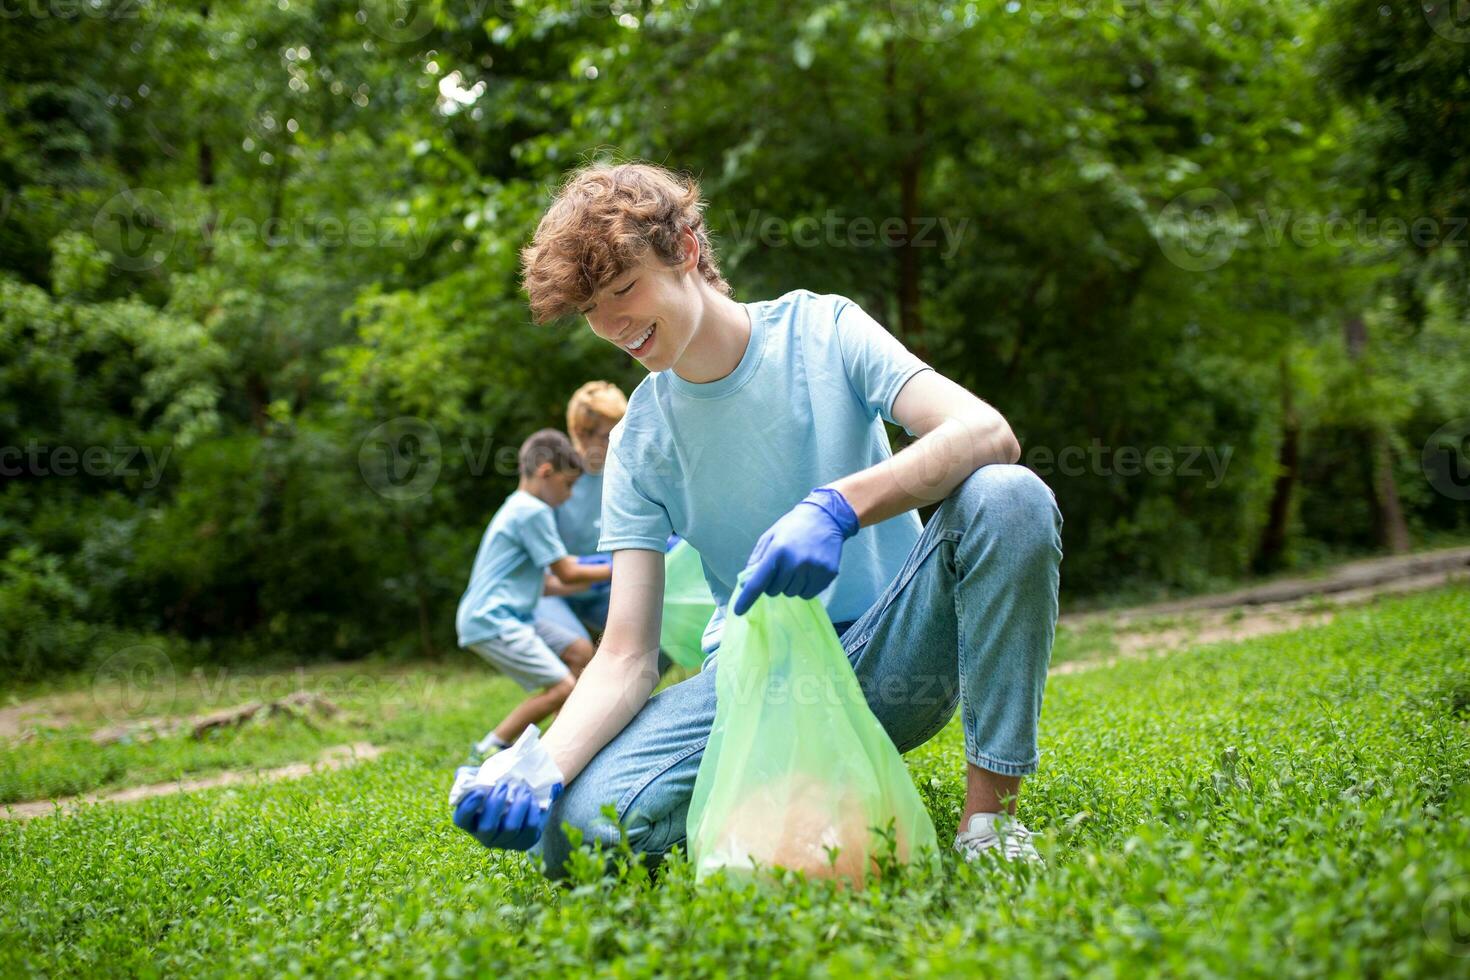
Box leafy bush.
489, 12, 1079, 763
0, 547, 92, 678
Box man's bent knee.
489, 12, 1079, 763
956, 462, 1055, 510
538, 779, 625, 879
949, 464, 1060, 545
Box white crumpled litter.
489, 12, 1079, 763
447, 725, 563, 809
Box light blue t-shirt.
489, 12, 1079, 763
599, 289, 931, 653
456, 490, 570, 646
555, 470, 604, 557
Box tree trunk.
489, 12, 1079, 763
1256, 355, 1299, 571
885, 41, 930, 361
198, 1, 217, 263
400, 510, 436, 658
245, 373, 270, 432
1370, 427, 1411, 553
1343, 316, 1410, 553
198, 138, 217, 263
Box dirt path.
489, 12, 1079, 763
1052, 547, 1470, 676
2, 742, 384, 821
0, 704, 74, 743
1063, 545, 1470, 627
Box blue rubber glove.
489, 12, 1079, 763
578, 554, 612, 596
732, 487, 860, 616
448, 727, 565, 852
452, 779, 563, 851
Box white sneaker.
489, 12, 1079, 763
469, 731, 508, 761
954, 813, 1043, 865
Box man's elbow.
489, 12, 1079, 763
970, 415, 1021, 466
593, 633, 663, 690
999, 428, 1022, 465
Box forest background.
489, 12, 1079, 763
3, 0, 1468, 678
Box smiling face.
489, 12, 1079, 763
579, 230, 703, 374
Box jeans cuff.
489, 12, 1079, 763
967, 750, 1039, 778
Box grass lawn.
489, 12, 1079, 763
2, 586, 1468, 976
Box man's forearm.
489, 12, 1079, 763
539, 646, 659, 783
831, 414, 1020, 528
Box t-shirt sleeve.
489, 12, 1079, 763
518, 505, 569, 569
832, 295, 932, 427
597, 440, 674, 552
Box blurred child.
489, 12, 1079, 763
535, 381, 628, 642
456, 429, 613, 757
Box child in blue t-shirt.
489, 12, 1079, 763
457, 429, 612, 757
534, 381, 626, 642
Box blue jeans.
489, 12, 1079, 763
536, 463, 1063, 877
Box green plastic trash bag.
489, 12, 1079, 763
686, 578, 938, 884
661, 540, 716, 670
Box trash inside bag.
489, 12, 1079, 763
660, 539, 717, 670
686, 576, 937, 885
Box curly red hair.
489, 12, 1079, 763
521, 162, 730, 323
